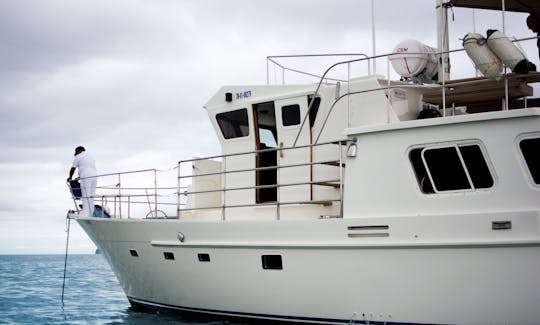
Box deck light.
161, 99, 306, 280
177, 232, 185, 242
347, 139, 358, 157
225, 92, 233, 102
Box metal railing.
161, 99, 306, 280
68, 140, 347, 220
69, 168, 184, 219
266, 53, 372, 85
271, 37, 539, 147
177, 140, 347, 220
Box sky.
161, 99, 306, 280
0, 0, 538, 254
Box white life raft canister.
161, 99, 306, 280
463, 32, 503, 78
390, 39, 438, 80
486, 29, 536, 74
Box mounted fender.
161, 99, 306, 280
486, 29, 536, 74
463, 32, 503, 78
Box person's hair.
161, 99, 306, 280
75, 146, 85, 152
527, 14, 540, 32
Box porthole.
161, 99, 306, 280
163, 252, 175, 260
262, 255, 283, 270
198, 253, 210, 262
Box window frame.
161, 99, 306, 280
215, 108, 250, 140
421, 144, 473, 193
261, 255, 283, 270
280, 104, 301, 127
410, 141, 495, 194
517, 133, 540, 187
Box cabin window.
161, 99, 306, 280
198, 253, 211, 262
259, 128, 277, 148
308, 96, 321, 128
409, 143, 493, 193
281, 104, 301, 126
216, 108, 249, 139
163, 252, 175, 260
262, 255, 283, 270
519, 137, 540, 184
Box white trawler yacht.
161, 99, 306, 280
68, 0, 540, 324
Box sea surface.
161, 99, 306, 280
0, 254, 249, 325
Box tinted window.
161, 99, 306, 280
262, 255, 283, 270
198, 253, 210, 262
410, 144, 493, 193
409, 148, 434, 193
281, 104, 300, 126
459, 145, 494, 188
424, 146, 470, 191
216, 109, 249, 139
259, 128, 277, 148
520, 138, 540, 184
308, 96, 321, 128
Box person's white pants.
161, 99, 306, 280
80, 177, 97, 217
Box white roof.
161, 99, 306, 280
204, 84, 320, 112
448, 0, 539, 14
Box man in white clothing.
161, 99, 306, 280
67, 146, 97, 217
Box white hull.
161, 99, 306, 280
78, 212, 540, 325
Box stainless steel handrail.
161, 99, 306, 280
177, 140, 347, 220
179, 199, 342, 213
292, 56, 374, 147
291, 36, 538, 146
70, 141, 346, 220
178, 158, 342, 179
70, 167, 179, 219
177, 140, 341, 166
266, 53, 371, 85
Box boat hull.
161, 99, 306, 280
77, 214, 540, 325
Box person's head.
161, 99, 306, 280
74, 146, 85, 156
527, 14, 540, 33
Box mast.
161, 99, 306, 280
436, 0, 451, 82
371, 0, 376, 74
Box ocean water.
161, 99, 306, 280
0, 254, 247, 325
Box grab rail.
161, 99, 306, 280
177, 140, 347, 220
69, 140, 347, 220
266, 53, 371, 85
68, 167, 182, 219
286, 36, 539, 146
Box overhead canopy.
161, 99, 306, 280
448, 0, 540, 15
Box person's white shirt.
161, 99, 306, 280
71, 151, 97, 217
72, 151, 97, 178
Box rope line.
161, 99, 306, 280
61, 214, 71, 306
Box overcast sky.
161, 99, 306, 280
0, 0, 537, 254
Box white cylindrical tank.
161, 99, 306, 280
390, 39, 438, 80
463, 32, 503, 78
486, 29, 533, 74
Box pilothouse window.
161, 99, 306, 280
281, 104, 301, 126
308, 96, 321, 128
410, 143, 494, 193
520, 137, 540, 184
216, 108, 249, 139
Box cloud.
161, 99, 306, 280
0, 0, 198, 74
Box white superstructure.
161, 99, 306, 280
68, 1, 540, 324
